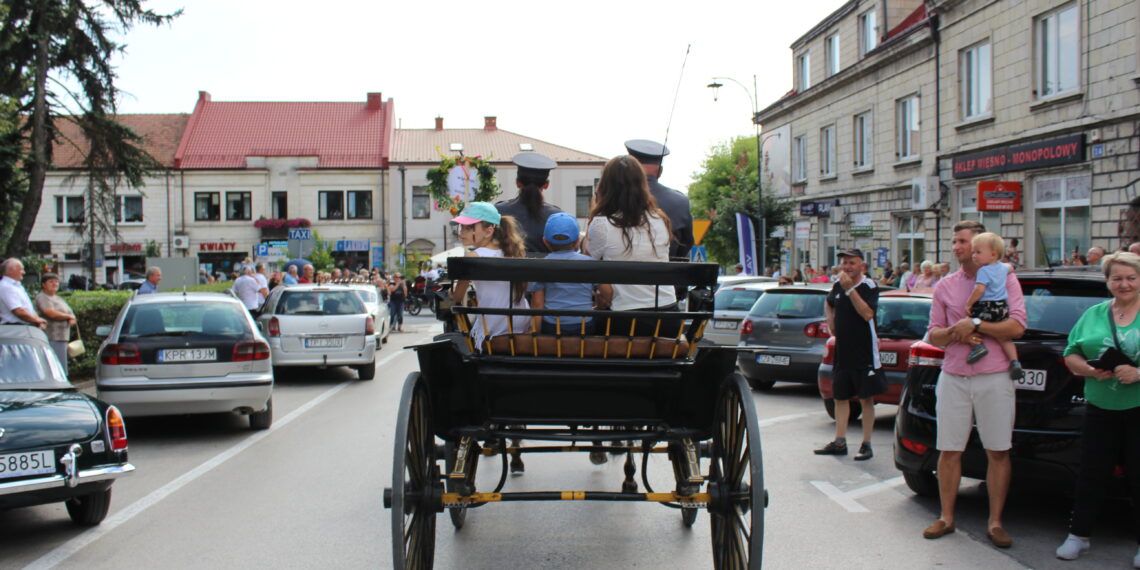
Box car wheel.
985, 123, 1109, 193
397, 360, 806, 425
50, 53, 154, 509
902, 469, 939, 498
250, 397, 273, 430
66, 488, 112, 526
822, 399, 862, 422
356, 360, 377, 381
748, 377, 775, 391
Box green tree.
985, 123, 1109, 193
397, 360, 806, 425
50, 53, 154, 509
688, 136, 794, 268
0, 1, 180, 260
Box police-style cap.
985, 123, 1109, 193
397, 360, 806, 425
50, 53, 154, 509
625, 139, 670, 165
512, 152, 557, 179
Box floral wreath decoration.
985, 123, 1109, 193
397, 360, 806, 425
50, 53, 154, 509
425, 150, 500, 215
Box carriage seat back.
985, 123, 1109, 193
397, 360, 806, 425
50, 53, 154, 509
482, 333, 690, 359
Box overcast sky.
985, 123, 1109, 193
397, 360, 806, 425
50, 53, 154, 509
111, 0, 845, 191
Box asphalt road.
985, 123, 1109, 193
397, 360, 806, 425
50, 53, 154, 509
2, 314, 1137, 569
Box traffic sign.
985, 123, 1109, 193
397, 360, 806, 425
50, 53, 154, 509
255, 243, 269, 256
692, 219, 711, 245
288, 228, 312, 241
690, 245, 707, 262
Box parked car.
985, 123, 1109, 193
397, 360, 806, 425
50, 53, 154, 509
256, 284, 377, 380
894, 271, 1110, 497
817, 291, 932, 420
95, 292, 274, 430
705, 281, 783, 346
346, 282, 391, 347
0, 326, 135, 525
117, 272, 146, 291
714, 274, 776, 293
736, 283, 833, 390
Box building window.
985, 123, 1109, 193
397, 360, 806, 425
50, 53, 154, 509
797, 53, 811, 91
412, 186, 430, 219
896, 95, 920, 159
225, 191, 251, 221
853, 112, 872, 169
793, 135, 807, 182
1036, 3, 1079, 98
319, 190, 344, 220
958, 185, 1001, 234
576, 185, 593, 218
859, 10, 878, 56
819, 125, 835, 177
271, 192, 287, 219
825, 34, 840, 77
347, 190, 372, 219
117, 195, 143, 223
961, 42, 993, 119
194, 192, 220, 222
1035, 173, 1090, 267
55, 196, 84, 224
894, 215, 925, 268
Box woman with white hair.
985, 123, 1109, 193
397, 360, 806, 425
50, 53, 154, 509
911, 260, 940, 293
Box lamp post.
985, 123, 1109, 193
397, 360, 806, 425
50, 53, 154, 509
708, 76, 781, 275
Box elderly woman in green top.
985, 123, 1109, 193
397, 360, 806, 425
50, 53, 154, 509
1056, 252, 1140, 565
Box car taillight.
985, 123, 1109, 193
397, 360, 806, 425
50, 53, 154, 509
899, 437, 928, 455
233, 340, 271, 361
100, 343, 141, 365
268, 317, 280, 337
822, 338, 835, 364
741, 320, 753, 335
365, 315, 375, 335
105, 406, 128, 451
804, 321, 830, 338
908, 341, 945, 367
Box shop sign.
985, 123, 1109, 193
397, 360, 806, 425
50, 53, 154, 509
876, 247, 889, 269
952, 133, 1085, 178
799, 199, 839, 217
849, 213, 874, 237
199, 242, 237, 252
109, 243, 142, 253
334, 239, 370, 252
977, 181, 1022, 212
794, 221, 811, 240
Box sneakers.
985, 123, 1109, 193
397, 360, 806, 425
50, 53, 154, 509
1009, 359, 1024, 380
967, 343, 989, 364
1055, 534, 1089, 560
854, 442, 873, 461
814, 440, 848, 455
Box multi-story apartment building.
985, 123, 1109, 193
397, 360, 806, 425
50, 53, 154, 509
757, 0, 1140, 273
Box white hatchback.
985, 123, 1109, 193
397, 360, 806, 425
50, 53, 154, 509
346, 283, 391, 348
257, 285, 377, 380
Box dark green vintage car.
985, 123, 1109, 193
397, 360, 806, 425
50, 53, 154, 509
0, 325, 135, 525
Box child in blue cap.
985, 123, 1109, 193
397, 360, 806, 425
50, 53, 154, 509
529, 212, 613, 334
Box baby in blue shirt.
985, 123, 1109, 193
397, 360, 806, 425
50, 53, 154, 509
529, 213, 613, 334
963, 231, 1023, 379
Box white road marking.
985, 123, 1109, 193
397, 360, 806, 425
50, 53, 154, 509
758, 410, 827, 427
24, 347, 411, 570
810, 480, 870, 513
847, 476, 905, 499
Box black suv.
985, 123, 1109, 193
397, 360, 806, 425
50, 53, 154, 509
894, 270, 1110, 497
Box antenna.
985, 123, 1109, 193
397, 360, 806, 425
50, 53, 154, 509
662, 44, 692, 150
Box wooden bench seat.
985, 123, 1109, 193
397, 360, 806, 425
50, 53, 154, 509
482, 333, 691, 359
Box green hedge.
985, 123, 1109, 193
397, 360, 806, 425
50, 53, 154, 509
58, 282, 235, 379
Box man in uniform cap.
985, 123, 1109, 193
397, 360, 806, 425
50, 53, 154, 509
625, 139, 695, 262
495, 152, 564, 255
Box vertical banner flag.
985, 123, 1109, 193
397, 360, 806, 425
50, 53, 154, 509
736, 213, 758, 275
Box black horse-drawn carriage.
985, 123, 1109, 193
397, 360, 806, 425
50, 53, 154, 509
382, 257, 765, 568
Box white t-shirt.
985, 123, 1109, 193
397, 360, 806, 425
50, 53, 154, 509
0, 276, 35, 324
233, 274, 261, 310
254, 272, 269, 302
467, 248, 531, 349
587, 213, 671, 311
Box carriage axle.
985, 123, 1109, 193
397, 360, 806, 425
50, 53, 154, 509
440, 490, 712, 509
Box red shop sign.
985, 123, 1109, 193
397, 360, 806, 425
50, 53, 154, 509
977, 181, 1022, 212
198, 242, 237, 252
109, 243, 142, 253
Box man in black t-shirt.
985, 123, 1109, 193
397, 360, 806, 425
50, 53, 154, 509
814, 248, 885, 461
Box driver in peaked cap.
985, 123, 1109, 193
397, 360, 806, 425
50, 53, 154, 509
495, 152, 565, 255
624, 139, 694, 262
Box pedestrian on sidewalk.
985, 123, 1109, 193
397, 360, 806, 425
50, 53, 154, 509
921, 220, 1026, 549
814, 248, 884, 461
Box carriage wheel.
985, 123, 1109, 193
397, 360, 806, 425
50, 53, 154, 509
444, 440, 480, 530
708, 373, 765, 570
391, 373, 440, 569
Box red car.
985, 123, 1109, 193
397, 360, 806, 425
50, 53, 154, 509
817, 291, 931, 420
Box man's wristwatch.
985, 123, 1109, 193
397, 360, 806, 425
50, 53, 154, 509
972, 317, 982, 332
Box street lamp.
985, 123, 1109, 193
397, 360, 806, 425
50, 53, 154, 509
708, 76, 780, 274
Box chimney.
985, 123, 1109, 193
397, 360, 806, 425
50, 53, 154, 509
434, 117, 444, 131
366, 92, 382, 110
198, 91, 211, 103
484, 116, 497, 131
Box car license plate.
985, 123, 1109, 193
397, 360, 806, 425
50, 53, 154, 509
1014, 368, 1047, 391
0, 450, 54, 479
305, 336, 344, 348
879, 351, 897, 366
713, 320, 738, 330
158, 348, 217, 362
757, 354, 790, 366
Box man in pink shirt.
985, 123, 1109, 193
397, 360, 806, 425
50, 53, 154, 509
922, 220, 1026, 548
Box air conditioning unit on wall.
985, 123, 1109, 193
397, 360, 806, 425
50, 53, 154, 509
172, 235, 190, 249
910, 177, 942, 210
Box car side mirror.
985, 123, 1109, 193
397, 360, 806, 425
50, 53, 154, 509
95, 325, 112, 336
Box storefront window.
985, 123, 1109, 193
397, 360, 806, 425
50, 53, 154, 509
1034, 174, 1090, 267
194, 192, 220, 221
957, 185, 1001, 233
226, 192, 251, 221
895, 214, 925, 268
347, 190, 372, 219
320, 191, 344, 220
